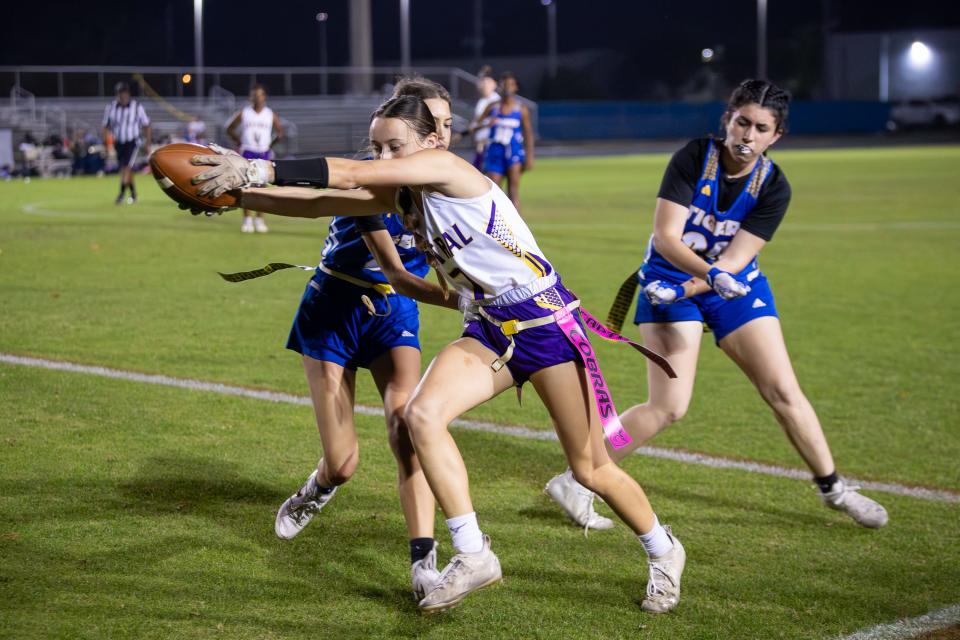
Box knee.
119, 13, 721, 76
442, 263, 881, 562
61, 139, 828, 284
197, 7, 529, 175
402, 399, 441, 446
759, 381, 805, 413
386, 410, 415, 458
653, 401, 688, 426
325, 446, 359, 486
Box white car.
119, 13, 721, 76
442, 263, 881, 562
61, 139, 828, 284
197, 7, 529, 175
888, 97, 960, 130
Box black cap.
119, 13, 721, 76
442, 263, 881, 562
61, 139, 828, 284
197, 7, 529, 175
114, 81, 130, 94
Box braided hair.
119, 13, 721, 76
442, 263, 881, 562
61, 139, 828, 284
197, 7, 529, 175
722, 79, 791, 133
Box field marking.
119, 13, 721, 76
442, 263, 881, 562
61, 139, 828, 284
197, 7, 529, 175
534, 221, 960, 232
20, 202, 103, 219
839, 604, 960, 640
2, 352, 959, 505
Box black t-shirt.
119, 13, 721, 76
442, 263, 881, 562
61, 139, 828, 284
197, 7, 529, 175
657, 138, 791, 241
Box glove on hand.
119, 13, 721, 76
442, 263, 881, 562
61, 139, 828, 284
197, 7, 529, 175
706, 267, 751, 300
191, 143, 269, 198
643, 280, 685, 305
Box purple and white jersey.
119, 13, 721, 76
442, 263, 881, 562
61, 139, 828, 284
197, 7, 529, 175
238, 105, 274, 154
415, 178, 554, 303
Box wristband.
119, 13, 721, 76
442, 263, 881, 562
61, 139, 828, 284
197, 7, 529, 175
272, 157, 329, 188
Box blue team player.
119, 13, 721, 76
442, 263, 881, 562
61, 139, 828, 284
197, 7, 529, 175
242, 78, 460, 601
545, 79, 889, 531
476, 72, 534, 210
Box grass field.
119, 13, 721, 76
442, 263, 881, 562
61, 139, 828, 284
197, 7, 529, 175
2, 145, 959, 639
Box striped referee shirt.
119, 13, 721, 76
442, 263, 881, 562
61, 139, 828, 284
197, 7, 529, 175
102, 99, 150, 144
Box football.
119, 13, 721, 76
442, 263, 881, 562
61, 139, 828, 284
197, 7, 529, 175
149, 143, 239, 211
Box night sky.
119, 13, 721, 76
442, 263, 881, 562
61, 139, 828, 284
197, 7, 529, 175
1, 0, 958, 97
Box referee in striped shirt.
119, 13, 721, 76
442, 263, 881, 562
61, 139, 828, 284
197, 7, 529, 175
102, 82, 151, 205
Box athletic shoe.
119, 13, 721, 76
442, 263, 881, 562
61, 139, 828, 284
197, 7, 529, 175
411, 541, 442, 601
544, 469, 615, 533
126, 196, 136, 205
821, 480, 889, 528
274, 470, 337, 540
641, 526, 685, 614
240, 218, 255, 233
115, 194, 124, 205
254, 218, 269, 233
418, 535, 502, 614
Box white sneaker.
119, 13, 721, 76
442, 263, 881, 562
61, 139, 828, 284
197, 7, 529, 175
254, 218, 269, 233
240, 217, 255, 233
418, 535, 502, 614
274, 470, 337, 540
544, 469, 615, 533
822, 480, 889, 528
641, 526, 685, 614
411, 541, 441, 601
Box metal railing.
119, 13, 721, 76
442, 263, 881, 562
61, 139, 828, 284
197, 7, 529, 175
0, 65, 481, 103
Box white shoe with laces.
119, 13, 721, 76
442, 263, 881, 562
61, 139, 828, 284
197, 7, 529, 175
240, 217, 254, 233
821, 479, 889, 528
544, 469, 615, 533
418, 535, 502, 614
411, 541, 441, 601
274, 470, 337, 540
254, 217, 269, 233
641, 526, 685, 614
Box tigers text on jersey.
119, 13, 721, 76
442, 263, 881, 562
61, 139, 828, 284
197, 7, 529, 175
102, 99, 150, 144
413, 179, 554, 303
641, 138, 774, 285
320, 213, 428, 285
488, 105, 524, 147
239, 105, 274, 154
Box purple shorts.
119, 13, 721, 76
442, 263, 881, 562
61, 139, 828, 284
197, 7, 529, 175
462, 280, 586, 385
241, 149, 273, 160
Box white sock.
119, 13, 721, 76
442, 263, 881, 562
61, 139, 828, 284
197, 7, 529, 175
637, 514, 674, 558
446, 511, 484, 554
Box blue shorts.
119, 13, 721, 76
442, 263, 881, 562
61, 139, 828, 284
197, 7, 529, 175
462, 280, 584, 385
633, 273, 779, 344
483, 141, 525, 175
286, 272, 421, 370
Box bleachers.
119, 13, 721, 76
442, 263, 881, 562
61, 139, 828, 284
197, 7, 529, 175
0, 92, 475, 159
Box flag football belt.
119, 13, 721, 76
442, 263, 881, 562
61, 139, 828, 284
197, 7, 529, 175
216, 262, 394, 317
475, 299, 676, 450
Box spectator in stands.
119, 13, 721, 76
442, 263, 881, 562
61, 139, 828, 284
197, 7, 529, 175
186, 116, 206, 144
102, 82, 151, 205
227, 84, 283, 233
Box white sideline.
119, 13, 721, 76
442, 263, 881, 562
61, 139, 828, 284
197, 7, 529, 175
2, 352, 959, 505
838, 604, 960, 640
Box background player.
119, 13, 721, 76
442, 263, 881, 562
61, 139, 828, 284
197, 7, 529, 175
226, 84, 283, 233
101, 82, 151, 205
476, 72, 534, 210
469, 66, 500, 169
545, 79, 889, 531
189, 95, 687, 616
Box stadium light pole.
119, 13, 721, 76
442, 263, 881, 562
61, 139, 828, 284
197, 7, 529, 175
400, 0, 411, 73
543, 0, 558, 78
756, 0, 767, 79
194, 0, 204, 100
316, 12, 329, 95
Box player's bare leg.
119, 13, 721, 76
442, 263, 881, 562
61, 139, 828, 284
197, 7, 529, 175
274, 357, 356, 539
370, 346, 441, 599
545, 321, 701, 529
531, 361, 685, 613
404, 338, 514, 613
505, 163, 522, 210
720, 316, 888, 527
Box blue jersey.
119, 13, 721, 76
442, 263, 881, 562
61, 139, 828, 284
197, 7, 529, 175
641, 139, 774, 285
319, 213, 429, 284
488, 104, 524, 150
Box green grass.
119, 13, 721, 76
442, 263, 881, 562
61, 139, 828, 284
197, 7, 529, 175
2, 146, 959, 638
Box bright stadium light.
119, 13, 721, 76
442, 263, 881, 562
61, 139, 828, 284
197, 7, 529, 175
908, 41, 932, 68
701, 48, 715, 63
182, 73, 193, 84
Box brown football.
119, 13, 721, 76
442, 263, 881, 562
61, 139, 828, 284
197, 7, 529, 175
149, 143, 239, 211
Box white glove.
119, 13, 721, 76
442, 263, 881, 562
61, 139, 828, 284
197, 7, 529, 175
706, 267, 751, 300
191, 143, 270, 198
643, 281, 685, 306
